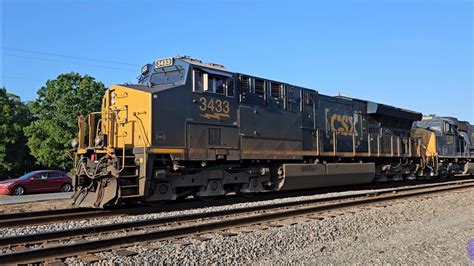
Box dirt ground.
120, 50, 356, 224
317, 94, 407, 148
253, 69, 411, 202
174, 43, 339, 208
0, 198, 75, 214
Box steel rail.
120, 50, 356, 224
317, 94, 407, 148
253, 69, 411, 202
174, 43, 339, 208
0, 207, 90, 221
0, 207, 138, 228
1, 177, 471, 228
1, 178, 472, 247
0, 179, 473, 264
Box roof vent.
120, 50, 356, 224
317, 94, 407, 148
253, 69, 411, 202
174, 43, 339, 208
176, 55, 191, 59
207, 62, 226, 69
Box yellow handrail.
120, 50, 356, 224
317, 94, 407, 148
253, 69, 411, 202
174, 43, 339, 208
133, 112, 151, 147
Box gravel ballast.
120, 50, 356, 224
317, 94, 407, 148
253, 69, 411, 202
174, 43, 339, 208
2, 185, 473, 263
62, 187, 474, 264
0, 183, 445, 238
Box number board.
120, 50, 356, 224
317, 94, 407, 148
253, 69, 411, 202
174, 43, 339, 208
155, 57, 174, 68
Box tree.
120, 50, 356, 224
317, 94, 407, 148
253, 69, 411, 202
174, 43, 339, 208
0, 87, 32, 179
24, 73, 106, 169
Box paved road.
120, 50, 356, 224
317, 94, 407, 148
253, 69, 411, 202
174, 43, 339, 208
0, 192, 73, 205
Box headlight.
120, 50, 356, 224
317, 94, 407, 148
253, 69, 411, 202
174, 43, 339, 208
141, 64, 149, 74
1, 182, 13, 186
95, 135, 104, 147
71, 138, 79, 148
111, 91, 116, 105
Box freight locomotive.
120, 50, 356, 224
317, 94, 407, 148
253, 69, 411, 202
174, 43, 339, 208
71, 56, 474, 208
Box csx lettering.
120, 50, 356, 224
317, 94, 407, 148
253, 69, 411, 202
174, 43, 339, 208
325, 108, 354, 136
330, 114, 354, 135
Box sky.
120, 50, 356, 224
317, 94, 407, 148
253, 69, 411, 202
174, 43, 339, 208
1, 0, 473, 121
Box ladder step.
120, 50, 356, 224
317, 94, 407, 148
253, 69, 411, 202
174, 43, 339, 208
121, 195, 140, 198
119, 175, 138, 178
121, 185, 139, 188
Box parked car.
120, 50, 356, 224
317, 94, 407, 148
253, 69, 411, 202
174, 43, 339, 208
0, 170, 72, 196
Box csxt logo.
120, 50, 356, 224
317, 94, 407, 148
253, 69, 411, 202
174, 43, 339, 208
324, 108, 354, 136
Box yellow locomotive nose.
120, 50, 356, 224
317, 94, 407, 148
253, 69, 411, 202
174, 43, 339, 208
103, 85, 152, 149
73, 84, 153, 208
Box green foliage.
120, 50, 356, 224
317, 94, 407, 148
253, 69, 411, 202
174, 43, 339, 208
0, 87, 32, 178
24, 73, 106, 169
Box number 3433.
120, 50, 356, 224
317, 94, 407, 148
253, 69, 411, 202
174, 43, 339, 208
199, 97, 230, 114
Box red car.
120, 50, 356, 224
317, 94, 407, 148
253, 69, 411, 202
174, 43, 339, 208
0, 170, 72, 196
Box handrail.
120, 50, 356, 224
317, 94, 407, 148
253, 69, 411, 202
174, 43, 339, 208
95, 119, 102, 139
77, 116, 86, 149
106, 108, 127, 173
132, 112, 151, 147
314, 129, 421, 158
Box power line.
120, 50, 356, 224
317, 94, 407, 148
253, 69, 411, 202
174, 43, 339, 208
3, 53, 137, 72
2, 47, 141, 67
0, 75, 46, 82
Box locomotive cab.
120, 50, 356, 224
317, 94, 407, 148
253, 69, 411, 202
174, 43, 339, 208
73, 57, 187, 207
72, 56, 240, 208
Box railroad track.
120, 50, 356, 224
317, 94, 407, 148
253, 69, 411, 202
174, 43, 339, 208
0, 208, 114, 228
1, 176, 471, 228
0, 178, 473, 264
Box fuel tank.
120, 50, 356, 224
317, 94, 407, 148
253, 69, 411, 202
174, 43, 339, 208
279, 162, 375, 191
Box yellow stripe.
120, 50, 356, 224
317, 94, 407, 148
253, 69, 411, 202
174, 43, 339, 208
148, 147, 185, 154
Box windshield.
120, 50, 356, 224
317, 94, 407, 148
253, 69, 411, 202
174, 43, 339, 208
139, 62, 188, 86
18, 172, 36, 179
415, 121, 442, 132
150, 69, 183, 85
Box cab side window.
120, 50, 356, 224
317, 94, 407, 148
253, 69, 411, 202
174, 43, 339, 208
203, 73, 234, 97
206, 75, 225, 94
198, 72, 234, 97
226, 79, 234, 97
215, 77, 225, 94
205, 74, 215, 93
444, 122, 453, 134
193, 70, 203, 92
